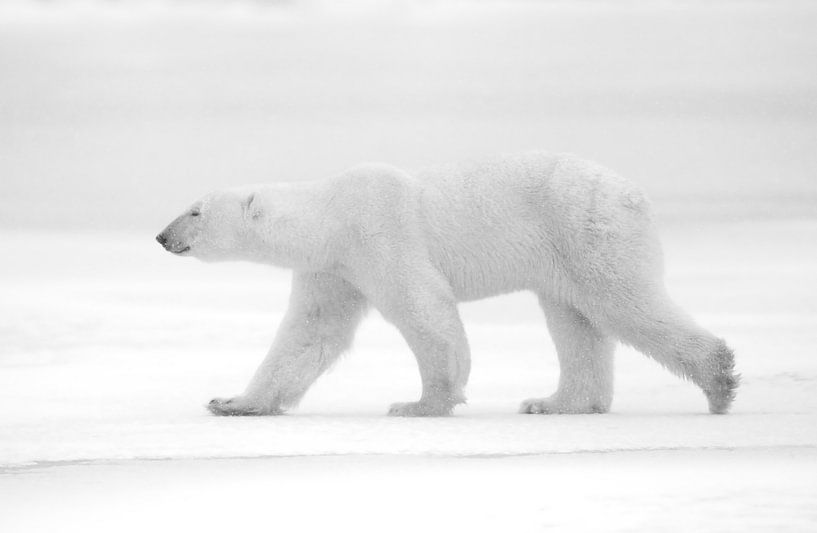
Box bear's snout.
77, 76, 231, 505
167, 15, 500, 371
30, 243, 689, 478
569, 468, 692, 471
156, 232, 190, 254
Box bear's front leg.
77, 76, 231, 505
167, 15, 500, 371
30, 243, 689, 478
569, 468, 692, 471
374, 272, 471, 417
207, 272, 367, 416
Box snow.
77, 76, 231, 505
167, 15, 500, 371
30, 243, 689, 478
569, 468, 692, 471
2, 1, 817, 531
1, 221, 816, 531
3, 450, 816, 533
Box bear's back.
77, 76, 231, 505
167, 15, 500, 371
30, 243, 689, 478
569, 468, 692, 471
412, 152, 654, 300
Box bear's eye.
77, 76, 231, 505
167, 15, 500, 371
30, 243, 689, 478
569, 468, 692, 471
190, 209, 200, 217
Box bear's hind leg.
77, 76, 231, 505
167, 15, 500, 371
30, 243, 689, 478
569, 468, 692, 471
601, 293, 738, 414
520, 298, 615, 415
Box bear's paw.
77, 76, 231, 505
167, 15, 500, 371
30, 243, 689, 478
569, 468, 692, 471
518, 397, 609, 415
207, 397, 281, 416
387, 400, 455, 417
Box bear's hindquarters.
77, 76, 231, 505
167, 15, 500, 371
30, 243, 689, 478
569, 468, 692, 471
598, 293, 738, 414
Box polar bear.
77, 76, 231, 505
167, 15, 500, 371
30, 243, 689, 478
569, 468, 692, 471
157, 152, 738, 417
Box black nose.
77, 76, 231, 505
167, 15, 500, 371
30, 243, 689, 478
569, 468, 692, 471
156, 233, 168, 246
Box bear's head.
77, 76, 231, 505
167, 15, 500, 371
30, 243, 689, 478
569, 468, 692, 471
156, 189, 263, 262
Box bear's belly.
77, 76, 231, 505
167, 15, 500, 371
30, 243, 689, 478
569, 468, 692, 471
448, 279, 526, 302
431, 246, 552, 303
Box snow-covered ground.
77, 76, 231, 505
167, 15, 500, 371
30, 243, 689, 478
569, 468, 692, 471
1, 221, 816, 531
2, 1, 817, 531
3, 450, 816, 532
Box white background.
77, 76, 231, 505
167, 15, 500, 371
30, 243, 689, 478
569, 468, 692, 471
1, 1, 816, 531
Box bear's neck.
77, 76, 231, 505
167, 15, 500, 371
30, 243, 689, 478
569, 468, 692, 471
246, 183, 340, 271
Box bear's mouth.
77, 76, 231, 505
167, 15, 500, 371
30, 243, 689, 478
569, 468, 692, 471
171, 246, 191, 254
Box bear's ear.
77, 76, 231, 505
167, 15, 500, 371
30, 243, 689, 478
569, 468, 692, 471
244, 193, 262, 221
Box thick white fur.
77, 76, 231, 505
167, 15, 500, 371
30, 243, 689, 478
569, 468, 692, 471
158, 152, 738, 417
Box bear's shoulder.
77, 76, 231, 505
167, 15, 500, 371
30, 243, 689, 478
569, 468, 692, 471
331, 162, 418, 200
